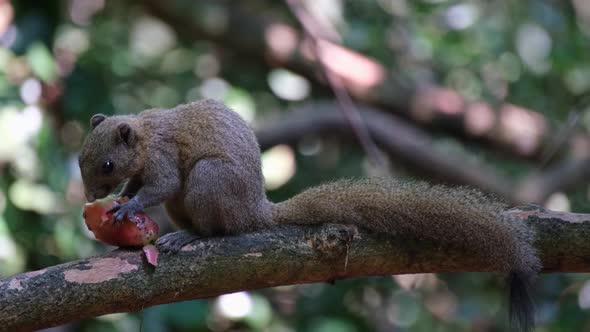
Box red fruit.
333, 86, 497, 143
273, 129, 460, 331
83, 198, 159, 247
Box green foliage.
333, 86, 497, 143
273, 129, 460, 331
26, 42, 57, 82
2, 0, 590, 331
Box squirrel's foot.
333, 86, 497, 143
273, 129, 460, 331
157, 230, 202, 253
108, 198, 143, 222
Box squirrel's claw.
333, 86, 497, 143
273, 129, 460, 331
157, 230, 202, 253
113, 209, 131, 222
107, 204, 121, 221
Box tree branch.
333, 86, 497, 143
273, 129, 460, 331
256, 102, 590, 204
513, 157, 590, 204
256, 102, 513, 200
2, 205, 590, 330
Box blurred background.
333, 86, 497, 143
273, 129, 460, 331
2, 0, 590, 331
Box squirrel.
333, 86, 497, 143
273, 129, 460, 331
78, 99, 540, 332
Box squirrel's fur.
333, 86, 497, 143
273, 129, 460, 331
79, 99, 540, 332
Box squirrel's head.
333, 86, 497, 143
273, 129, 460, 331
78, 114, 142, 202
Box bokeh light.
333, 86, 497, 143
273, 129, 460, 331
444, 3, 479, 30
131, 16, 176, 59
268, 68, 311, 101
19, 78, 41, 104
262, 145, 296, 190
216, 292, 253, 319
516, 23, 552, 75
545, 192, 571, 212
9, 180, 61, 214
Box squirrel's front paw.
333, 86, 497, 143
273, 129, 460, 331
108, 199, 143, 222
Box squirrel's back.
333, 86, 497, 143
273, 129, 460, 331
138, 99, 262, 178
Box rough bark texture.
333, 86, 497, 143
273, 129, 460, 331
1, 205, 590, 331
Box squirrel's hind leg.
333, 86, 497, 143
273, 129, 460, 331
158, 158, 270, 253
164, 194, 193, 229
158, 197, 201, 253
184, 159, 266, 235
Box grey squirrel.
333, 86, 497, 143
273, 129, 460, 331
78, 99, 541, 331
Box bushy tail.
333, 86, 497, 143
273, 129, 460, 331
508, 271, 536, 332
272, 178, 541, 331
500, 214, 541, 332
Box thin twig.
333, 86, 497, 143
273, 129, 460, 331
539, 103, 585, 166
284, 0, 389, 173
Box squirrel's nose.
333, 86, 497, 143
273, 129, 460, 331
85, 191, 96, 202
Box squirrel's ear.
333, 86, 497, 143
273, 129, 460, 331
90, 114, 106, 129
118, 123, 133, 145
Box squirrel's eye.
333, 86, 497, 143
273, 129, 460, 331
102, 160, 114, 175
